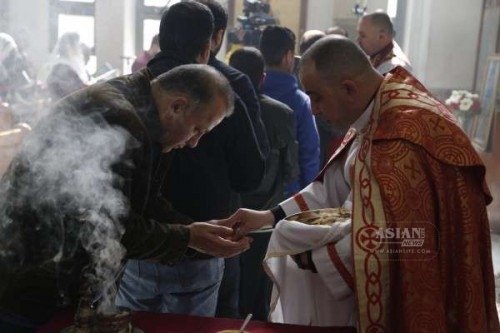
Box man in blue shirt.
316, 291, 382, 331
260, 25, 320, 196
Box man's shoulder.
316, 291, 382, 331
209, 57, 256, 103
63, 76, 149, 134
210, 57, 249, 84
260, 94, 294, 116
374, 87, 482, 167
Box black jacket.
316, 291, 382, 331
150, 52, 267, 220
241, 94, 298, 210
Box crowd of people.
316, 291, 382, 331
0, 1, 498, 332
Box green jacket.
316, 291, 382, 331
0, 69, 193, 325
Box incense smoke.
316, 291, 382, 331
0, 104, 136, 314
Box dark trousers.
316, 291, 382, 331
215, 255, 241, 319
0, 317, 37, 333
238, 230, 273, 321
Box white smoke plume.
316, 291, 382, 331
0, 104, 135, 315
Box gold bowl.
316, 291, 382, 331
286, 208, 351, 226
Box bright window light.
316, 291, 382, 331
59, 0, 95, 3
58, 14, 95, 48
387, 0, 398, 18
144, 0, 180, 7
143, 19, 160, 50
57, 14, 96, 74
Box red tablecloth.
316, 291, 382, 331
38, 310, 356, 333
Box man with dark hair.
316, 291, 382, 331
148, 1, 213, 73
229, 46, 297, 320
220, 36, 499, 330
116, 0, 267, 318
192, 0, 269, 319
197, 0, 268, 156
0, 64, 250, 332
229, 46, 297, 218
357, 11, 412, 74
260, 25, 320, 198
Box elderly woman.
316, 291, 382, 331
44, 32, 91, 102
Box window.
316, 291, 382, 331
144, 0, 179, 7
136, 0, 182, 55
142, 19, 161, 51
50, 0, 96, 74
387, 0, 398, 18
59, 0, 95, 2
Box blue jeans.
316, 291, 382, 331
116, 258, 223, 317
0, 312, 38, 333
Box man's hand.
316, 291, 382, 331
290, 250, 318, 273
187, 222, 251, 258
217, 208, 275, 239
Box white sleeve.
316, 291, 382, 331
311, 231, 354, 300
279, 159, 349, 216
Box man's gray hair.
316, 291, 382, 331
154, 64, 234, 115
365, 12, 394, 37
300, 35, 372, 83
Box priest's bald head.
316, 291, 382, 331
299, 35, 383, 131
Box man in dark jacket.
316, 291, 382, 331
229, 46, 298, 320
0, 64, 250, 331
115, 1, 267, 318
196, 0, 270, 318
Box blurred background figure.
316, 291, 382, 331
42, 32, 90, 102
299, 30, 325, 56
325, 25, 348, 37
260, 25, 319, 197
131, 34, 159, 73
356, 11, 412, 74
0, 32, 34, 106
229, 46, 298, 321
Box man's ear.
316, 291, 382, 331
379, 30, 390, 44
212, 29, 225, 52
196, 40, 211, 64
281, 50, 295, 71
341, 79, 358, 99
170, 95, 190, 114
258, 72, 266, 90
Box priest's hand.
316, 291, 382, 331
217, 208, 275, 239
291, 250, 318, 273
187, 222, 251, 258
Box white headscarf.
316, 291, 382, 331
0, 33, 18, 63
40, 32, 90, 84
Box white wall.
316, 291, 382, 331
7, 0, 137, 75
305, 0, 335, 31
405, 0, 482, 90
333, 0, 388, 19
324, 0, 482, 91
95, 0, 136, 75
